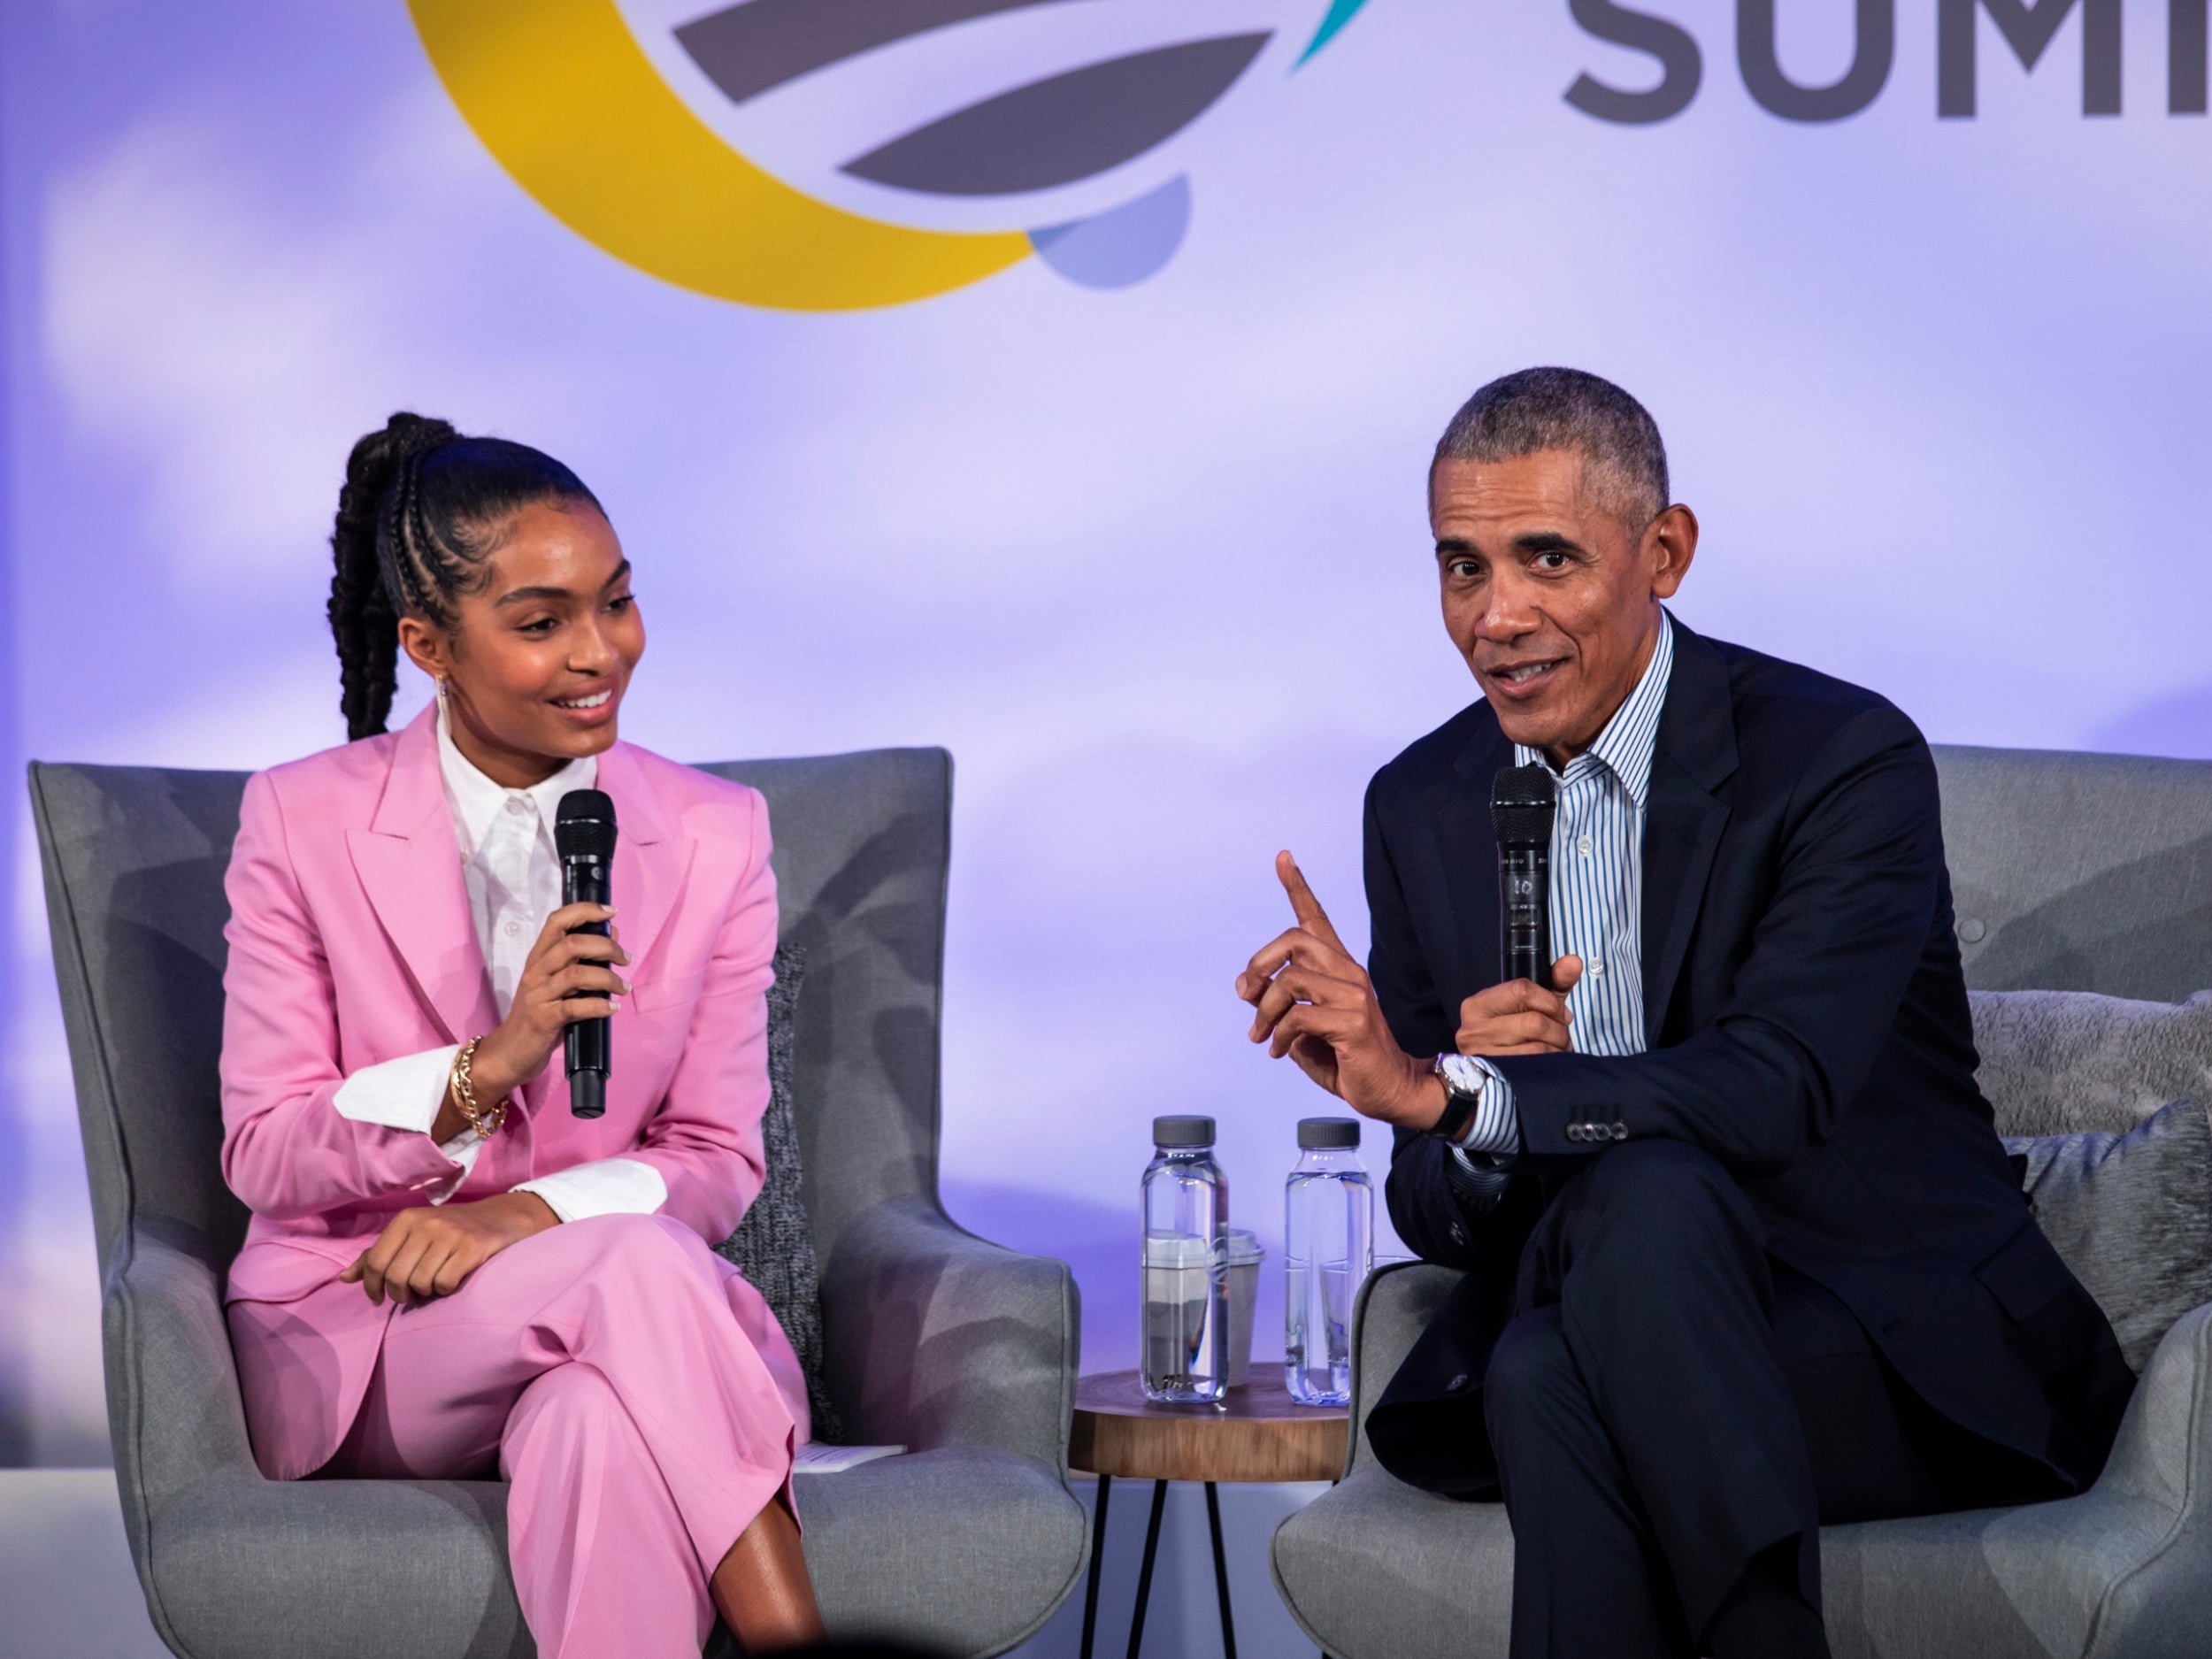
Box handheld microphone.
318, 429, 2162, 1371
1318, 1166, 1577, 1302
554, 789, 618, 1118
1491, 764, 1557, 991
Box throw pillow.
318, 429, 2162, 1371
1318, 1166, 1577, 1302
1971, 988, 2212, 1139
2006, 1096, 2212, 1372
715, 942, 844, 1442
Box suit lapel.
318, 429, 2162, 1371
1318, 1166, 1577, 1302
347, 707, 497, 1044
594, 743, 692, 980
1640, 626, 1738, 1038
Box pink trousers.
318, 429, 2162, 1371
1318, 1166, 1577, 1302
267, 1215, 801, 1659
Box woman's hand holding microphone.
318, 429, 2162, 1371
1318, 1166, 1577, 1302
342, 903, 631, 1307
457, 902, 630, 1114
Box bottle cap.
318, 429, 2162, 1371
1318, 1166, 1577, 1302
1297, 1117, 1362, 1149
1224, 1226, 1265, 1266
1153, 1114, 1216, 1148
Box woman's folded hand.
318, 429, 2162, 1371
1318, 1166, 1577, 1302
339, 1191, 559, 1306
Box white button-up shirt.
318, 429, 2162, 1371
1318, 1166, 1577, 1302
325, 701, 664, 1221
441, 708, 598, 1022
1442, 612, 1676, 1194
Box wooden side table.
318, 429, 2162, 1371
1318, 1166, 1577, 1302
1070, 1371, 1348, 1659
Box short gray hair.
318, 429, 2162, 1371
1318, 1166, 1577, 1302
1432, 368, 1670, 526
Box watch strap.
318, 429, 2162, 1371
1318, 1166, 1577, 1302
1426, 1053, 1482, 1143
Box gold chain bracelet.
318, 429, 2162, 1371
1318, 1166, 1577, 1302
450, 1035, 508, 1138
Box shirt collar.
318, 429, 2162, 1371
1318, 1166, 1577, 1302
435, 697, 598, 858
1513, 609, 1675, 807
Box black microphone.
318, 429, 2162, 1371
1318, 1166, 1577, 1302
1492, 764, 1557, 991
554, 789, 618, 1118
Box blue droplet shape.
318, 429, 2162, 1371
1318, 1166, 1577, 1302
1028, 175, 1190, 289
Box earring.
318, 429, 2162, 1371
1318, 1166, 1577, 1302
435, 676, 450, 718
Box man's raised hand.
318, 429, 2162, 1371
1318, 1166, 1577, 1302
1235, 851, 1444, 1130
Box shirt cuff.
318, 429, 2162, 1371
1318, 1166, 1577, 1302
332, 1045, 460, 1133
1441, 1144, 1514, 1217
332, 1045, 479, 1201
1440, 1053, 1519, 1162
431, 1130, 484, 1204
515, 1158, 667, 1224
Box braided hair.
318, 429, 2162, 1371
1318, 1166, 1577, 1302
328, 413, 602, 740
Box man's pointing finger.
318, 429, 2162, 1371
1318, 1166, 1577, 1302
1276, 851, 1350, 956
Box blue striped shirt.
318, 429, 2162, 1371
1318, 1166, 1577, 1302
1442, 612, 1675, 1202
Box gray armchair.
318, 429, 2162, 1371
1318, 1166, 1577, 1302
1273, 743, 2212, 1658
31, 748, 1086, 1658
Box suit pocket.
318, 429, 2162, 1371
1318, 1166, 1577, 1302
226, 1240, 360, 1305
1974, 1223, 2072, 1324
630, 967, 707, 1012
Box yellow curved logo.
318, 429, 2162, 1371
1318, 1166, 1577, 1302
411, 0, 1027, 312
411, 0, 1371, 312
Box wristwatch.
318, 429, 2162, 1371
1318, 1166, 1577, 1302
1426, 1052, 1485, 1143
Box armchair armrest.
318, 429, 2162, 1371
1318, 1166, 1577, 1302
1818, 1301, 2212, 1657
105, 1223, 259, 1516
2069, 1301, 2212, 1629
818, 1196, 1078, 1471
1346, 1262, 1463, 1476
96, 1220, 261, 1649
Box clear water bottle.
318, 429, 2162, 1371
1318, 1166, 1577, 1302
1141, 1115, 1229, 1403
1285, 1117, 1372, 1407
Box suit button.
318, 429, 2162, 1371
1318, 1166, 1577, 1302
1566, 1124, 1585, 1142
1447, 1373, 1470, 1393
1610, 1122, 1629, 1141
1448, 1222, 1468, 1246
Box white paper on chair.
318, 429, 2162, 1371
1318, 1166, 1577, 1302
792, 1442, 906, 1474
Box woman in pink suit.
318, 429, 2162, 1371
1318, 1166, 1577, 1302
219, 413, 826, 1655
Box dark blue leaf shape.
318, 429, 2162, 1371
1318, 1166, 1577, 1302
675, 0, 1079, 107
840, 34, 1271, 197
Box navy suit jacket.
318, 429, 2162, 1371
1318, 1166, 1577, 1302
1363, 620, 2133, 1499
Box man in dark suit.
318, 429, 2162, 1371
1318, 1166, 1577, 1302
1236, 369, 2132, 1658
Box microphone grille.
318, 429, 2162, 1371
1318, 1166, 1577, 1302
555, 788, 618, 861
1490, 764, 1556, 849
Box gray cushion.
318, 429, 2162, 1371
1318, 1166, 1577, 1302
788, 1447, 1084, 1654
2006, 1097, 2212, 1372
1971, 988, 2212, 1138
1282, 1298, 2212, 1659
1274, 1455, 2194, 1659
714, 943, 842, 1442
147, 1440, 1082, 1659
1271, 1462, 1515, 1659
1933, 744, 2212, 1004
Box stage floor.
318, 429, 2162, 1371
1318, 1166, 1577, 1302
0, 1469, 167, 1659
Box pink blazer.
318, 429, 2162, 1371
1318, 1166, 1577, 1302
219, 702, 799, 1477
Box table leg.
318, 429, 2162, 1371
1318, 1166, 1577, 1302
1204, 1481, 1237, 1659
1079, 1472, 1111, 1659
1124, 1479, 1169, 1659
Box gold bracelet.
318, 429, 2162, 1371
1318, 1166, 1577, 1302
450, 1035, 508, 1138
